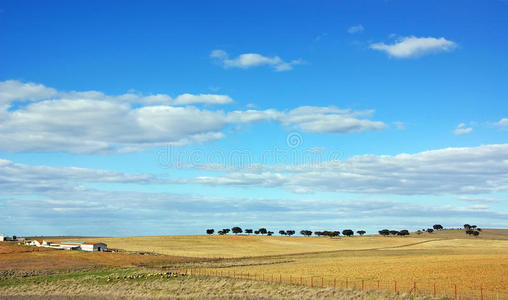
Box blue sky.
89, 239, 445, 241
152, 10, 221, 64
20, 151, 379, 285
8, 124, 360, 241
0, 0, 507, 236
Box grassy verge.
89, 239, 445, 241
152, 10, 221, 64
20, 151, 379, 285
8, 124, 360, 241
0, 267, 436, 299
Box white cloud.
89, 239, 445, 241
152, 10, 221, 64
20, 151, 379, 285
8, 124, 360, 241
370, 36, 457, 58
1, 156, 507, 235
226, 106, 386, 133
456, 196, 502, 203
210, 50, 303, 71
0, 80, 387, 153
495, 118, 508, 127
0, 158, 158, 193
348, 25, 364, 34
0, 80, 57, 105
187, 144, 508, 195
173, 94, 233, 105
453, 123, 473, 135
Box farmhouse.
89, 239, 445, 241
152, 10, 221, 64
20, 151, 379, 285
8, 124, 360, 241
80, 242, 107, 252
25, 240, 107, 251
28, 240, 49, 247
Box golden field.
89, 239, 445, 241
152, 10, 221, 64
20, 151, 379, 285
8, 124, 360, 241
2, 229, 507, 299
66, 234, 439, 258
67, 229, 508, 299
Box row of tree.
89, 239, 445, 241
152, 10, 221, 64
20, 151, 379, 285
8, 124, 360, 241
378, 229, 410, 236
207, 228, 276, 236
206, 224, 482, 237
205, 228, 366, 237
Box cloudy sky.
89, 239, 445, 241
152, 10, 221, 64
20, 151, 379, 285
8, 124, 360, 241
1, 1, 507, 236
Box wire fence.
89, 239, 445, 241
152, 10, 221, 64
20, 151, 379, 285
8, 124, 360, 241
173, 268, 505, 300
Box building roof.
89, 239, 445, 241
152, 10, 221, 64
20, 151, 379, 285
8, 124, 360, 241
82, 242, 105, 245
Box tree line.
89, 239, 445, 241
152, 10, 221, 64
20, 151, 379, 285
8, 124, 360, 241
205, 223, 482, 237
205, 227, 366, 237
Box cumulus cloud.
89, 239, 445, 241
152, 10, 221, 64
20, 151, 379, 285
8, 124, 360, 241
348, 25, 364, 34
0, 158, 158, 193
453, 123, 473, 135
370, 36, 457, 58
227, 106, 386, 133
0, 80, 386, 153
187, 144, 508, 195
210, 50, 303, 71
0, 80, 57, 105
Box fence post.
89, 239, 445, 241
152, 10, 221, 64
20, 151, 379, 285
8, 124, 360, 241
377, 280, 380, 289
362, 280, 364, 291
434, 282, 436, 297
481, 285, 483, 300
290, 275, 292, 284
413, 282, 416, 295
262, 274, 264, 282
300, 276, 302, 285
454, 284, 457, 299
334, 278, 336, 289
394, 280, 397, 293
346, 278, 348, 289
321, 277, 324, 288
279, 274, 282, 283
311, 277, 313, 287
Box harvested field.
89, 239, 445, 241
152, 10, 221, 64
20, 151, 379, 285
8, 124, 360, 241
65, 235, 436, 258
2, 229, 507, 299
0, 242, 204, 271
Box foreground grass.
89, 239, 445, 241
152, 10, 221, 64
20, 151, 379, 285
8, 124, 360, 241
0, 267, 433, 299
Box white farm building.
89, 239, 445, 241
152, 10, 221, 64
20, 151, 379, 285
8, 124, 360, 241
26, 240, 107, 252
76, 242, 107, 252
58, 241, 107, 252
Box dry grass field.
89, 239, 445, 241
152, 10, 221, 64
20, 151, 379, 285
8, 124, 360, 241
64, 235, 438, 258
188, 230, 508, 299
1, 229, 507, 299
0, 242, 203, 271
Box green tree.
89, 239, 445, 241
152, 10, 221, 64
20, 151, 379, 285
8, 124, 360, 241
342, 229, 354, 237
